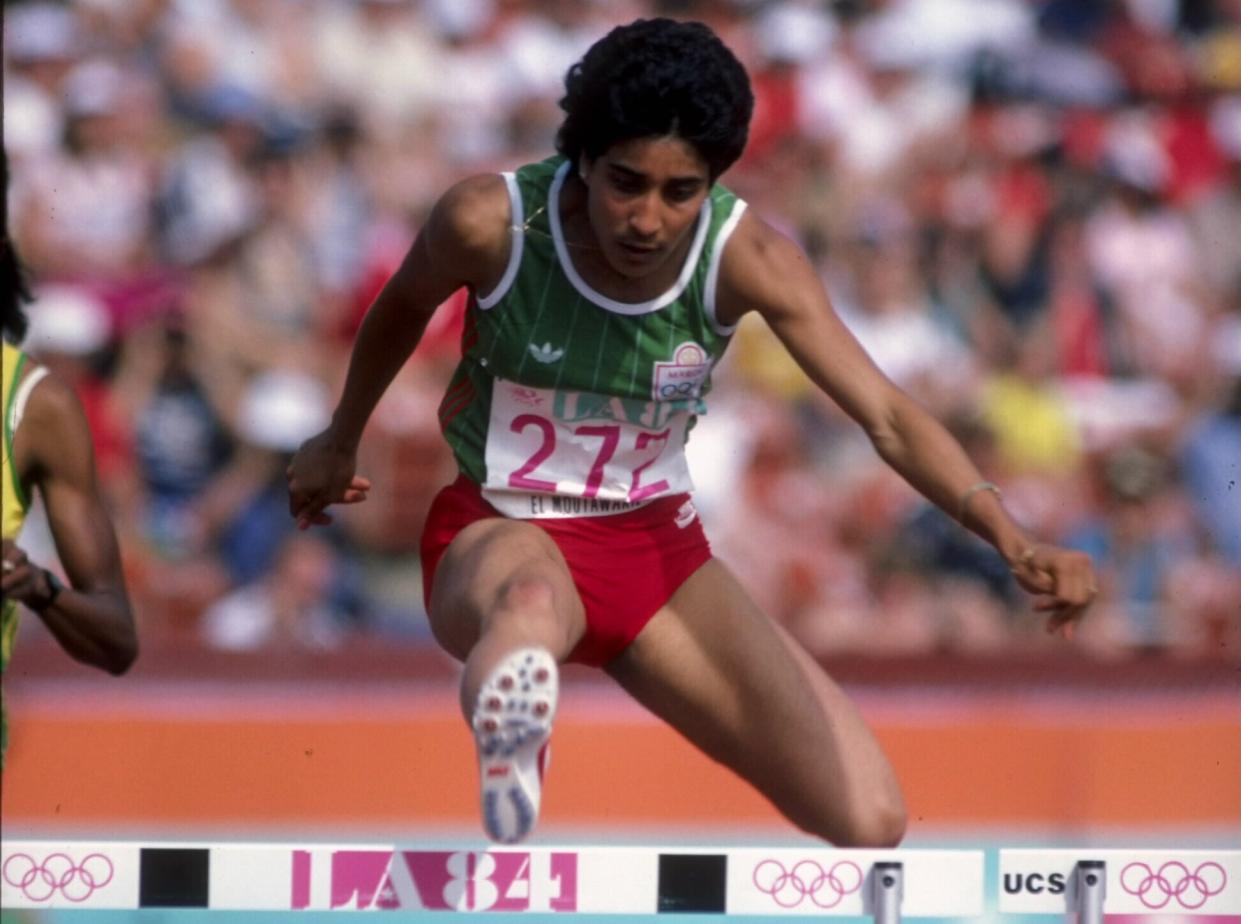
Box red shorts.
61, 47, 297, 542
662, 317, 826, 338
420, 475, 713, 666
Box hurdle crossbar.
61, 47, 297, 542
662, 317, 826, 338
1, 841, 981, 917
999, 849, 1241, 918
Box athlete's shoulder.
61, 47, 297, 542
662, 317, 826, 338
716, 209, 820, 324
431, 173, 513, 257
18, 368, 86, 436
6, 361, 92, 484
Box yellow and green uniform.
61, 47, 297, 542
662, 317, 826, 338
2, 339, 45, 762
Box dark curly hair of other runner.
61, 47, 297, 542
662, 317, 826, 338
1, 152, 31, 344
0, 236, 31, 344
556, 18, 754, 181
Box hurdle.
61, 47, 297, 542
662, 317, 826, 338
999, 849, 1241, 919
1, 841, 982, 919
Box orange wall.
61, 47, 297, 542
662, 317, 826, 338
3, 690, 1237, 834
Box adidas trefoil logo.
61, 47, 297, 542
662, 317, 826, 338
528, 342, 565, 364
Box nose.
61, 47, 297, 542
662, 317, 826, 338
627, 192, 661, 239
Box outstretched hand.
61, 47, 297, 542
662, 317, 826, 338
1007, 543, 1098, 639
286, 430, 372, 530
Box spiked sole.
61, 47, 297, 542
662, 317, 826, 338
472, 647, 558, 844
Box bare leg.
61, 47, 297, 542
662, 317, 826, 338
427, 516, 587, 842
607, 558, 907, 846
427, 517, 587, 718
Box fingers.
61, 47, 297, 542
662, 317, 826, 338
1037, 594, 1093, 639
1, 547, 41, 600
292, 494, 332, 529
289, 491, 328, 524
1051, 617, 1077, 641
296, 512, 334, 531
341, 477, 372, 505
1048, 608, 1081, 641
1032, 576, 1097, 611
0, 557, 20, 592
1014, 545, 1098, 640
287, 468, 370, 526
1034, 596, 1087, 639
2, 543, 30, 579
291, 486, 369, 523
289, 482, 370, 529
1008, 547, 1055, 594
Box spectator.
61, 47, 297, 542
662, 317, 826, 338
200, 532, 347, 653
1178, 322, 1241, 568
1066, 447, 1197, 654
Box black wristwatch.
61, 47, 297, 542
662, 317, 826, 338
29, 568, 64, 612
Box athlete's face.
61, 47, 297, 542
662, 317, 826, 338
581, 136, 711, 280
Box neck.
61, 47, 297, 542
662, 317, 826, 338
556, 176, 695, 303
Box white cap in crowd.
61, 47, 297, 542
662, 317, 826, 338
237, 369, 331, 453
25, 285, 112, 358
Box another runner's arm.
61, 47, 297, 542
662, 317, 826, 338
717, 212, 1039, 566
2, 375, 137, 674
325, 174, 513, 449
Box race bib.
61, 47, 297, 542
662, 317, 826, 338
482, 380, 697, 518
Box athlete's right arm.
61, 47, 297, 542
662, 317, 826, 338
2, 375, 138, 674
287, 174, 513, 528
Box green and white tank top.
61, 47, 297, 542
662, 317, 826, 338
438, 156, 747, 518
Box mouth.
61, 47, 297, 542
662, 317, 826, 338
617, 240, 660, 262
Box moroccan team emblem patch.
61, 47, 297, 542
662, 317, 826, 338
652, 342, 712, 401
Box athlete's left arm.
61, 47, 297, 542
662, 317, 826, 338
715, 211, 1096, 634
2, 375, 138, 673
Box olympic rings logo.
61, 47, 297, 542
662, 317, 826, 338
1120, 861, 1227, 910
658, 381, 698, 398
3, 852, 115, 903
752, 859, 863, 909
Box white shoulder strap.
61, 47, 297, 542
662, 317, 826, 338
9, 365, 50, 434
476, 171, 525, 310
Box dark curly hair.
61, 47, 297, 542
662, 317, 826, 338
0, 236, 31, 345
2, 151, 31, 344
556, 19, 754, 182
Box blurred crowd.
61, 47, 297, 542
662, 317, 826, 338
5, 0, 1240, 663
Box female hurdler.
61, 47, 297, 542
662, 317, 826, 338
288, 18, 1097, 846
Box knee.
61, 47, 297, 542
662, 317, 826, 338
833, 785, 908, 848
494, 572, 559, 621
486, 571, 582, 649
796, 780, 908, 848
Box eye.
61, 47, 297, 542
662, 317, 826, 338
607, 172, 644, 195
665, 183, 703, 204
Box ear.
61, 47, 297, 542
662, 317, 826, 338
578, 155, 592, 184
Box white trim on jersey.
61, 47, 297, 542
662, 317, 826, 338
547, 160, 712, 317
703, 198, 748, 337
477, 172, 526, 310
8, 365, 49, 436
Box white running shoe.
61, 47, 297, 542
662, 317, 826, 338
471, 647, 558, 844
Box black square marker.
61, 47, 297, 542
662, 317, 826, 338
139, 848, 210, 907
657, 853, 727, 913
